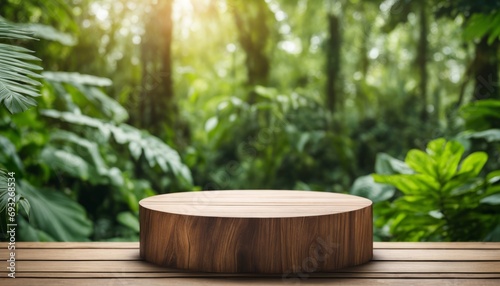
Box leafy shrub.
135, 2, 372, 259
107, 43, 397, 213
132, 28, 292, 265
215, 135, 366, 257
0, 72, 193, 241
189, 86, 355, 192
353, 138, 500, 241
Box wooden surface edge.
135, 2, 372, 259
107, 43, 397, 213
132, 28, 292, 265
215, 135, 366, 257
373, 242, 500, 249
0, 242, 140, 248
1, 278, 499, 286
1, 242, 499, 249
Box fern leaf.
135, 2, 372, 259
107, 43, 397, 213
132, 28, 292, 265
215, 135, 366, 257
0, 19, 42, 113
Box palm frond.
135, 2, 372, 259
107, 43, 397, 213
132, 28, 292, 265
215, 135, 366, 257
0, 19, 42, 114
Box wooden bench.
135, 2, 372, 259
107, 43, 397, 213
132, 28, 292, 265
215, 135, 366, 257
1, 242, 499, 285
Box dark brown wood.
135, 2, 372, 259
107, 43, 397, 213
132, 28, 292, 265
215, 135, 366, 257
139, 190, 373, 273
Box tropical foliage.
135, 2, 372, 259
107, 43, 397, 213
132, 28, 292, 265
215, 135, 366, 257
0, 19, 42, 113
369, 138, 499, 241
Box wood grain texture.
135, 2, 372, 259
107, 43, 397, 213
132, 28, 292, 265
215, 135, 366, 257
2, 278, 500, 286
139, 190, 373, 273
0, 242, 499, 285
1, 248, 500, 261
4, 241, 500, 249
2, 260, 500, 273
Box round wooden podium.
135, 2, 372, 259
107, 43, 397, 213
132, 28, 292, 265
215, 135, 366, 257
139, 190, 372, 273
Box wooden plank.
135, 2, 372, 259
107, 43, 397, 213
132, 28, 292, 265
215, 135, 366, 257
2, 260, 500, 273
343, 261, 500, 273
372, 249, 500, 261
0, 242, 139, 249
10, 271, 500, 279
1, 242, 498, 250
1, 248, 499, 261
0, 243, 498, 285
1, 278, 499, 286
0, 248, 141, 261
374, 242, 500, 249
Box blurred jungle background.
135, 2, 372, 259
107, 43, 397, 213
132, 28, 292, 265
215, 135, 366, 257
1, 0, 500, 242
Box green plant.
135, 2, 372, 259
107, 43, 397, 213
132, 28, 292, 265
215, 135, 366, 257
367, 138, 499, 241
0, 18, 42, 113
0, 71, 193, 241
459, 99, 500, 173
188, 86, 355, 192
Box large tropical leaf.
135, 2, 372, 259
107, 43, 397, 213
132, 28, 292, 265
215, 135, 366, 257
43, 130, 125, 187
18, 181, 93, 241
0, 19, 42, 113
42, 71, 112, 87
41, 110, 193, 185
0, 168, 30, 240
43, 72, 128, 123
22, 23, 76, 46
0, 135, 24, 173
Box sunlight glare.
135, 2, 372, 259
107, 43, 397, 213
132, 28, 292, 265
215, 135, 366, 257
173, 0, 194, 23
279, 39, 302, 54
91, 2, 109, 21
368, 48, 379, 59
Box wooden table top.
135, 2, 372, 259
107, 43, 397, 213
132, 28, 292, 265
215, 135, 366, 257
139, 190, 372, 218
1, 242, 499, 285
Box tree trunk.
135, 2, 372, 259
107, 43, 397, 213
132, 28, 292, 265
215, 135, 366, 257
417, 0, 428, 121
472, 37, 499, 100
325, 13, 341, 113
139, 0, 174, 135
231, 0, 271, 104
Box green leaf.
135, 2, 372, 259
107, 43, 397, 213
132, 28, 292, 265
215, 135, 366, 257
487, 170, 500, 184
117, 212, 140, 233
438, 140, 464, 182
19, 181, 93, 241
129, 141, 142, 160
40, 147, 90, 180
17, 215, 55, 242
18, 197, 30, 219
42, 71, 112, 87
458, 152, 488, 177
76, 85, 129, 123
463, 13, 495, 42
468, 129, 500, 143
0, 135, 24, 172
480, 194, 500, 205
463, 13, 500, 44
460, 100, 500, 131
375, 153, 413, 175
0, 82, 38, 113
426, 138, 447, 157
405, 150, 436, 177
373, 173, 439, 196
296, 132, 310, 153
41, 110, 193, 186
205, 116, 218, 132
0, 169, 14, 238
48, 130, 124, 187
0, 19, 42, 113
428, 210, 444, 220
351, 175, 395, 203
450, 177, 484, 197
0, 18, 36, 40
22, 23, 76, 46
394, 195, 432, 206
